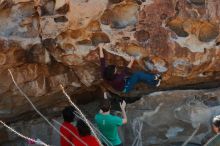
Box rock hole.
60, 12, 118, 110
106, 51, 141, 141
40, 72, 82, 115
54, 16, 68, 23
56, 3, 69, 14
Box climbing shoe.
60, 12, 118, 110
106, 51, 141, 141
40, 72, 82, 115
154, 74, 162, 80
156, 79, 161, 87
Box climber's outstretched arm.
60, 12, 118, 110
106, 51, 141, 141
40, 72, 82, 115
99, 44, 106, 77
99, 44, 104, 58
127, 56, 135, 69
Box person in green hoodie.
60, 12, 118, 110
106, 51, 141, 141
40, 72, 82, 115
95, 92, 127, 146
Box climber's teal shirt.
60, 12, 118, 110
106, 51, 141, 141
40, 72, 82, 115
95, 113, 123, 146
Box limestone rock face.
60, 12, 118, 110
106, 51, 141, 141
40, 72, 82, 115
1, 88, 220, 146
189, 0, 205, 5
0, 0, 220, 123
167, 17, 189, 37
125, 88, 220, 146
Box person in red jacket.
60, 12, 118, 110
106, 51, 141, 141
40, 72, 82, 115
74, 119, 100, 146
60, 106, 79, 146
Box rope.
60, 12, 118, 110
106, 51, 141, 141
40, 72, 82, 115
0, 120, 49, 146
131, 103, 164, 146
54, 111, 112, 146
131, 118, 143, 146
73, 111, 113, 146
59, 84, 103, 146
52, 119, 88, 146
181, 124, 200, 146
204, 133, 220, 146
8, 69, 74, 146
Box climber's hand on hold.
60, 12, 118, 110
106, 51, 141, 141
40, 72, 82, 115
130, 56, 135, 62
98, 43, 104, 49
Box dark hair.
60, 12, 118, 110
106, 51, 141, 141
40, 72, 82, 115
213, 115, 220, 130
103, 65, 116, 80
62, 106, 75, 122
100, 99, 111, 112
77, 119, 91, 137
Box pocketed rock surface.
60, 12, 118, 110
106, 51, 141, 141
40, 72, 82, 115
0, 1, 220, 143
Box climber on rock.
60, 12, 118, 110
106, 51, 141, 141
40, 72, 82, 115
60, 106, 79, 146
205, 115, 220, 146
99, 43, 161, 93
95, 92, 127, 146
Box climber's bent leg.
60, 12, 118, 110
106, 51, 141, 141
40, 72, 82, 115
123, 71, 159, 93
